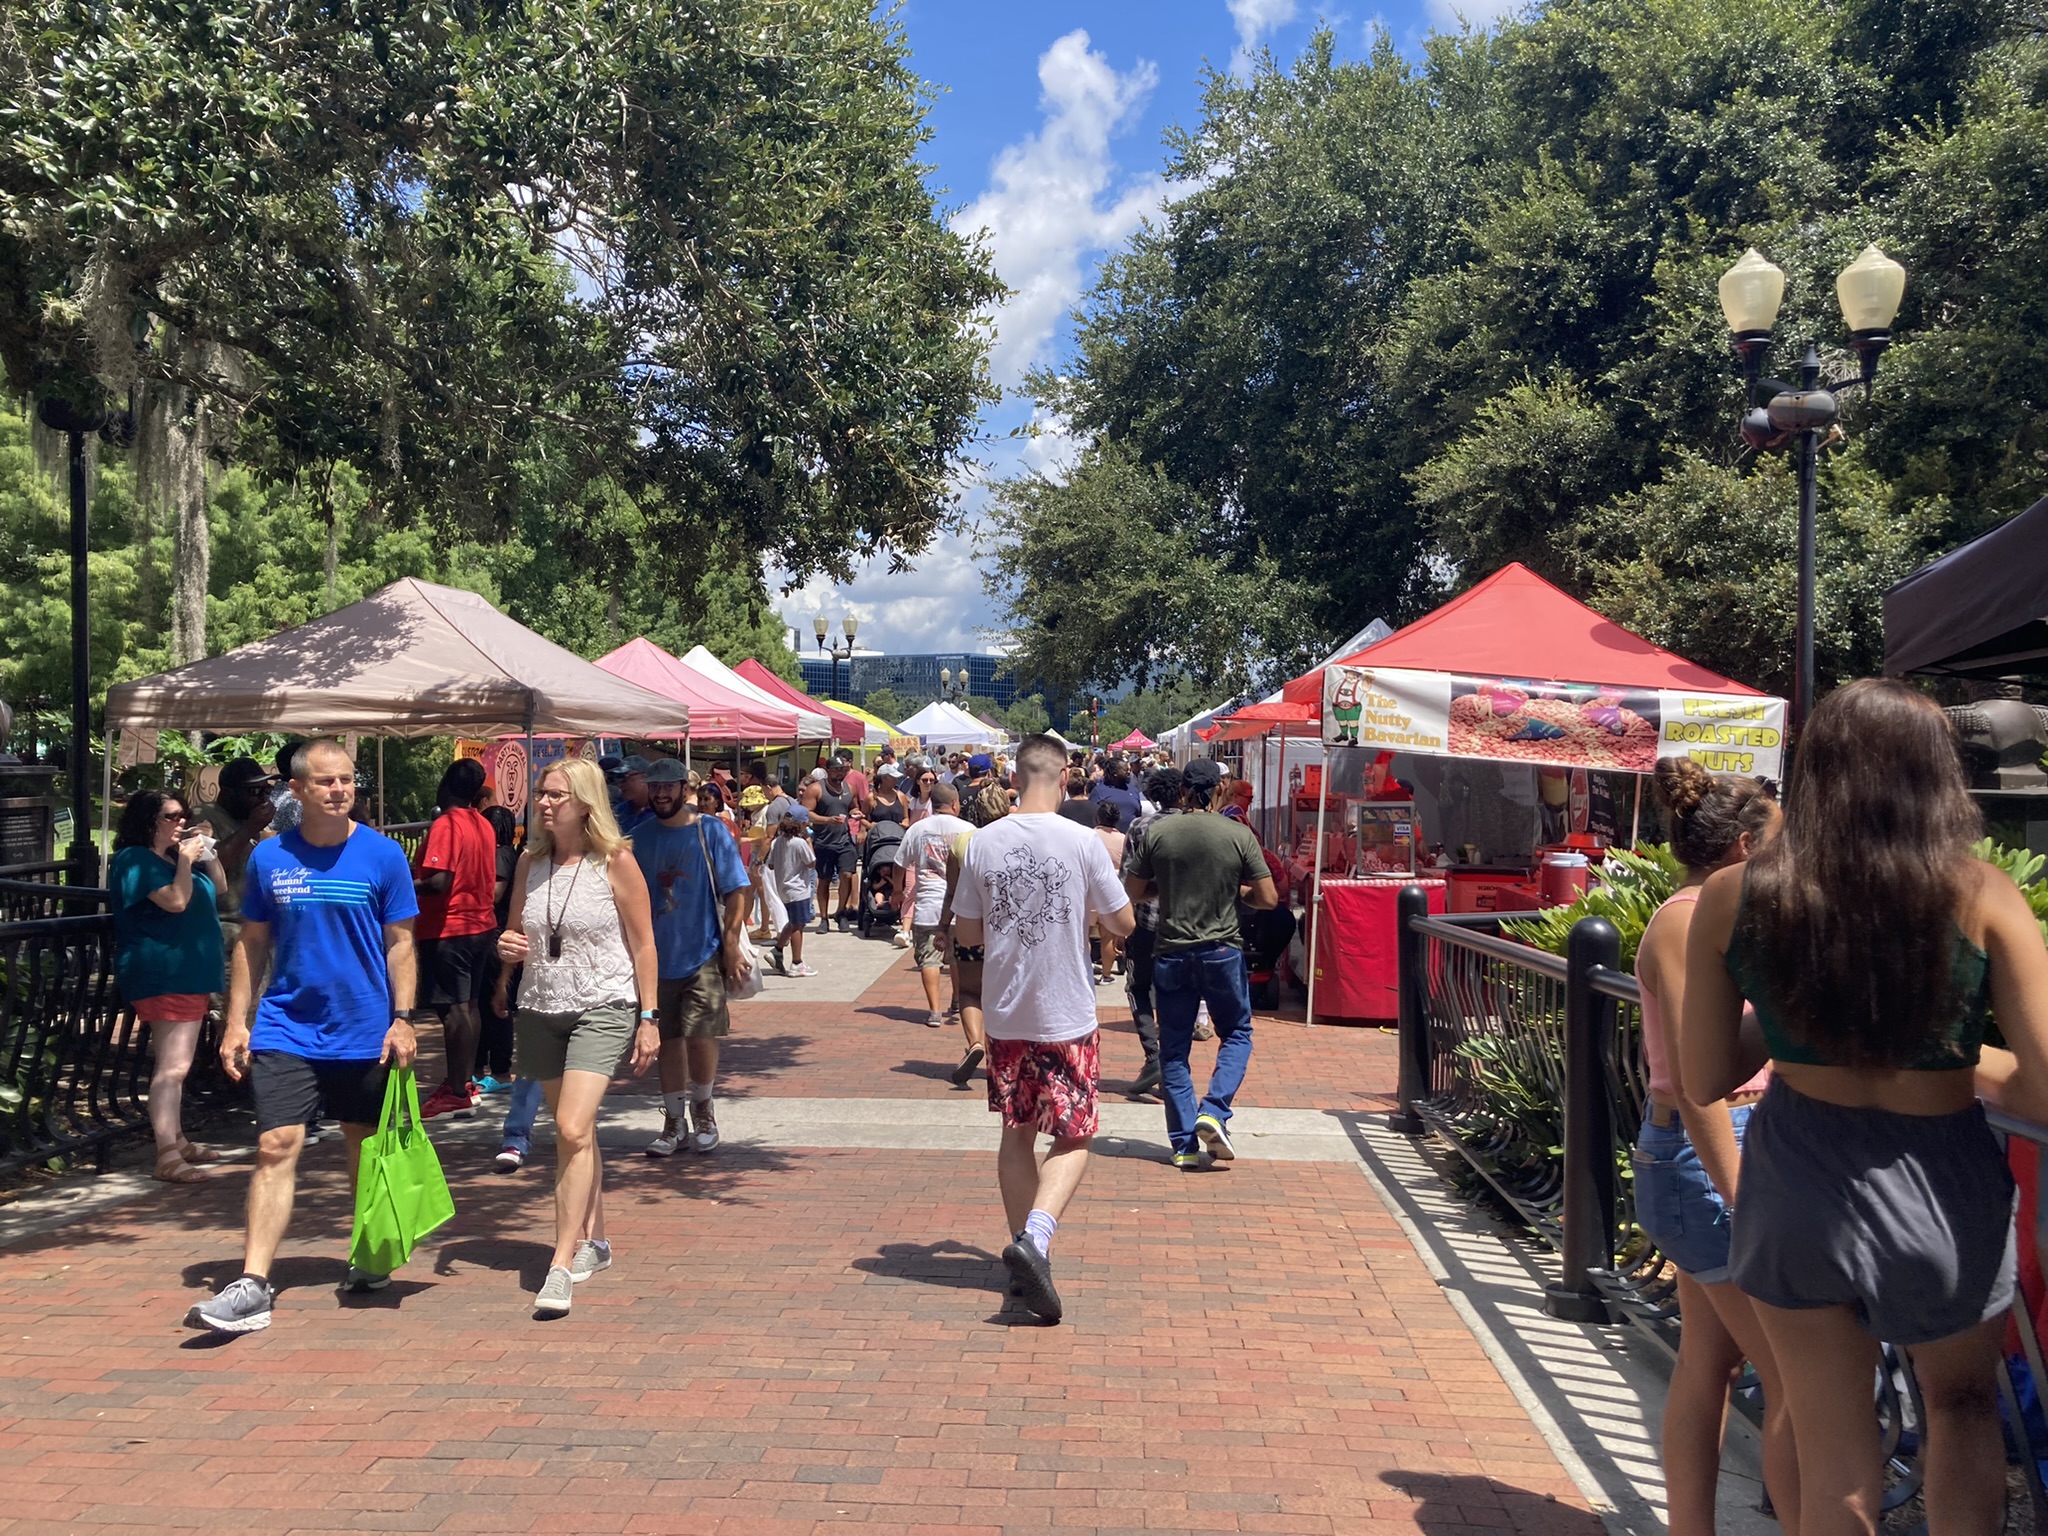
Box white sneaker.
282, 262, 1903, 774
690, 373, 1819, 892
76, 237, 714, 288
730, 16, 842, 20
792, 962, 818, 977
892, 930, 911, 949
926, 1011, 945, 1029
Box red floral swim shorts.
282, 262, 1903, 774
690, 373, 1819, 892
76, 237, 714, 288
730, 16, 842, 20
985, 1031, 1100, 1139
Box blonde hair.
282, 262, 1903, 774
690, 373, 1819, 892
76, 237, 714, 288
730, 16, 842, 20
528, 757, 627, 863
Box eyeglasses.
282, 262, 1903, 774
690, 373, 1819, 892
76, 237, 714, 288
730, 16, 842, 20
158, 809, 187, 824
536, 788, 573, 804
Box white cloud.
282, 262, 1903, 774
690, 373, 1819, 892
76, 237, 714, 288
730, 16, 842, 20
1424, 0, 1520, 30
949, 31, 1164, 391
1227, 0, 1299, 72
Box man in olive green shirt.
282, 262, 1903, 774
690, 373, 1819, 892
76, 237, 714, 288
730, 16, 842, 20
1125, 759, 1276, 1169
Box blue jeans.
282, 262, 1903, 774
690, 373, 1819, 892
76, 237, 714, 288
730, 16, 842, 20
1155, 942, 1254, 1155
500, 1075, 546, 1155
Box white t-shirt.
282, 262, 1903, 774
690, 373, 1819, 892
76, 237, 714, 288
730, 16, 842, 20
767, 833, 816, 901
951, 811, 1131, 1043
898, 813, 972, 928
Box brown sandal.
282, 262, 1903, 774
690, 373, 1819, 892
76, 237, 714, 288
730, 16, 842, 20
175, 1141, 222, 1165
154, 1152, 211, 1185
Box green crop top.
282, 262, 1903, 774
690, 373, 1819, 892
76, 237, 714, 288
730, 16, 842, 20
1724, 892, 1993, 1070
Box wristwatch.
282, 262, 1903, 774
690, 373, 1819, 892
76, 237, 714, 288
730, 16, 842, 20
639, 1009, 658, 1023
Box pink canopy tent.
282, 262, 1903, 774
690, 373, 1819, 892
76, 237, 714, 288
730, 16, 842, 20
734, 659, 867, 745
1108, 729, 1156, 751
593, 638, 797, 741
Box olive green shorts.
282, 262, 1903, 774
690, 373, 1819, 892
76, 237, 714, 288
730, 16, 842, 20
516, 1001, 635, 1080
657, 961, 730, 1041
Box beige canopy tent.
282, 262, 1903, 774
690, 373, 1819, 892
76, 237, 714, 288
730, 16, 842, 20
106, 578, 692, 738
101, 579, 693, 873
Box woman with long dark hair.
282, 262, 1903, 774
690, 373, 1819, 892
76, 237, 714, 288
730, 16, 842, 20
1634, 761, 1792, 1535
1684, 678, 2048, 1536
110, 788, 228, 1182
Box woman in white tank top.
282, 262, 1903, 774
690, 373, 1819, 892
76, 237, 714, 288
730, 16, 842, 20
494, 759, 658, 1317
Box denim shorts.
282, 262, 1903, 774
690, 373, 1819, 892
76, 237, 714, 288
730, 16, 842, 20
1632, 1103, 1750, 1284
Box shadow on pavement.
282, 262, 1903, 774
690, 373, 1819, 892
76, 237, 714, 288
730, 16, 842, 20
852, 1239, 1005, 1293
434, 1235, 554, 1291
707, 1033, 811, 1098
1380, 1471, 1606, 1536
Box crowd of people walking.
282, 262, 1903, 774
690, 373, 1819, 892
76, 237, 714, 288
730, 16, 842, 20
106, 683, 2048, 1536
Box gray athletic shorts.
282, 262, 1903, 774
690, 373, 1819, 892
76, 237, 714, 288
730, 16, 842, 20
1730, 1077, 2017, 1345
516, 1001, 636, 1081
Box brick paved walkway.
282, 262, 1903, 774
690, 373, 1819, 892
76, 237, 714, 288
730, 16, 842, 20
0, 933, 1606, 1536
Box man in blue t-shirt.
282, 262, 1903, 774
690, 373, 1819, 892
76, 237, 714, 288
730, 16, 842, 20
632, 758, 750, 1157
185, 740, 420, 1337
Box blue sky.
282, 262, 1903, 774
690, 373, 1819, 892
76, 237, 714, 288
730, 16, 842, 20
774, 0, 1506, 663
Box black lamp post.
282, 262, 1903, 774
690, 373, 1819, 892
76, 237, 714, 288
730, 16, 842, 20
35, 392, 131, 883
1719, 244, 1906, 732
813, 612, 858, 702
938, 666, 969, 705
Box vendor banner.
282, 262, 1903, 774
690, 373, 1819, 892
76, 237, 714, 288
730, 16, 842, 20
1322, 666, 1785, 779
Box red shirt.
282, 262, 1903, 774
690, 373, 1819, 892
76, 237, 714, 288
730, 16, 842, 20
415, 806, 497, 940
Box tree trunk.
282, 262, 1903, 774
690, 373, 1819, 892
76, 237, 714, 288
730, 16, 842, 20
170, 465, 208, 664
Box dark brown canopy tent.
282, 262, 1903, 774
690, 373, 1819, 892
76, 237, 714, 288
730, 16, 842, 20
1885, 496, 2048, 679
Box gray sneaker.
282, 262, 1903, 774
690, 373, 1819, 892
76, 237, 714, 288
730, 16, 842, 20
343, 1265, 390, 1293
534, 1265, 574, 1316
645, 1112, 685, 1157
689, 1100, 720, 1154
185, 1275, 275, 1334
569, 1239, 612, 1283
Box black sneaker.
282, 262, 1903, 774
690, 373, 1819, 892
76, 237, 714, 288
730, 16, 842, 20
1001, 1234, 1062, 1323
1129, 1059, 1161, 1099
186, 1275, 275, 1334
343, 1266, 389, 1293
949, 1044, 985, 1086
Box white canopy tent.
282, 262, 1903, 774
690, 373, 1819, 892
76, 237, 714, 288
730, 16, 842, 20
898, 700, 999, 745
676, 645, 833, 742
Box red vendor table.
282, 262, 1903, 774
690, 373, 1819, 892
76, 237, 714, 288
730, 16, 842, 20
1310, 877, 1446, 1023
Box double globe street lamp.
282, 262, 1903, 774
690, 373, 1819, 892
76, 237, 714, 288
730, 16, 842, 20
1718, 243, 1907, 731
813, 612, 858, 701
938, 666, 969, 705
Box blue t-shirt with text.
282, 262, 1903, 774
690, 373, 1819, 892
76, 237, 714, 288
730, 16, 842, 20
632, 816, 750, 980
242, 825, 420, 1059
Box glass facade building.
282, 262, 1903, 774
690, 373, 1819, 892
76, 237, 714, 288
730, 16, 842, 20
797, 653, 1024, 710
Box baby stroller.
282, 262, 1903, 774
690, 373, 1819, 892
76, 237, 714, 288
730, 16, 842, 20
857, 819, 907, 938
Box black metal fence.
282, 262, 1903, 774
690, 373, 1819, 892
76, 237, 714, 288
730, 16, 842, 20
1391, 883, 2048, 1523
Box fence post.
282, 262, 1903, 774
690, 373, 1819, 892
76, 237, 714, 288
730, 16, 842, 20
1388, 883, 1431, 1134
1545, 914, 1620, 1323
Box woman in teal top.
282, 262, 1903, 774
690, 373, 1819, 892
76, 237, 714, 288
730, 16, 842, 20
111, 789, 228, 1184
1683, 679, 2048, 1536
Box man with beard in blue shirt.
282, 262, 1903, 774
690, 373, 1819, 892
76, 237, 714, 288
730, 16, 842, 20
633, 758, 751, 1156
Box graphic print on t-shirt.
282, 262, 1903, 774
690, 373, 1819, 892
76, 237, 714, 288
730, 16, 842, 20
985, 845, 1073, 949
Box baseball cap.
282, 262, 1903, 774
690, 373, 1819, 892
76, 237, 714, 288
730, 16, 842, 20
622, 754, 654, 776
644, 757, 689, 785
221, 757, 278, 792
781, 805, 812, 825
876, 763, 902, 780
968, 753, 992, 773
1184, 759, 1224, 790
598, 754, 626, 778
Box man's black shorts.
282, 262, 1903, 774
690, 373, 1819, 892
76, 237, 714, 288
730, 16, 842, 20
250, 1051, 387, 1132
418, 929, 495, 1007
814, 846, 850, 883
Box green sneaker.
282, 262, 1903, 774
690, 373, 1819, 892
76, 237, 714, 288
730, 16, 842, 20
1171, 1150, 1202, 1171
1194, 1114, 1235, 1161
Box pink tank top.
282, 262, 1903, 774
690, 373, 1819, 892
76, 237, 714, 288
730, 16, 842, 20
1637, 889, 1769, 1100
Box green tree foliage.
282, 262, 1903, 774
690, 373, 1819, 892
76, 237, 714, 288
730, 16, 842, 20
996, 0, 2042, 696
987, 443, 1325, 697
0, 0, 999, 608
858, 687, 915, 730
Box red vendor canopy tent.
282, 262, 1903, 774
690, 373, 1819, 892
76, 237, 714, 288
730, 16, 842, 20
734, 659, 868, 745
1281, 562, 1764, 704
593, 638, 797, 741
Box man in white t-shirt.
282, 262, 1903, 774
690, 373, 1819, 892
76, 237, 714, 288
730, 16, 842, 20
897, 783, 977, 1055
951, 734, 1134, 1324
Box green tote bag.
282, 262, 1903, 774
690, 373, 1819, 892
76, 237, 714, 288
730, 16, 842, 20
349, 1068, 456, 1275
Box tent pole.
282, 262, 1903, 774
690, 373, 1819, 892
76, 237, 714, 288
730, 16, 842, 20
377, 737, 386, 829
1630, 772, 1643, 849
1305, 742, 1331, 1029
684, 733, 691, 773
98, 729, 115, 886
